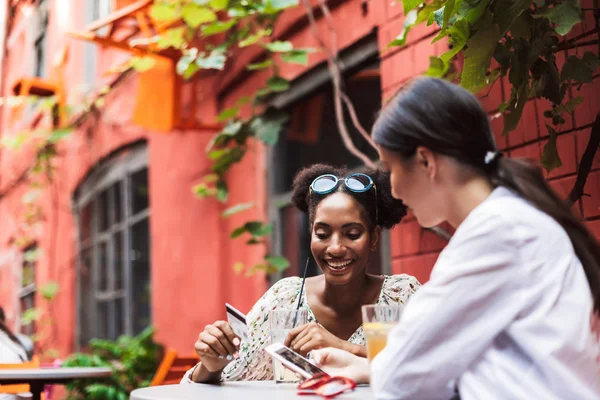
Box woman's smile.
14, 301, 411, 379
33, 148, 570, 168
324, 258, 355, 272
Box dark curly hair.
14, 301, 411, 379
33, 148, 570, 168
291, 163, 407, 230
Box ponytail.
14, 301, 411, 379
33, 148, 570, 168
491, 157, 600, 315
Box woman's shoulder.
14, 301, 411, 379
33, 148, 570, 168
379, 274, 421, 304
257, 277, 304, 305
269, 276, 303, 293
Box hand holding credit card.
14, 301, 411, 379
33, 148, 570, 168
226, 303, 249, 342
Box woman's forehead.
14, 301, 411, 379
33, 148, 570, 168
314, 193, 367, 223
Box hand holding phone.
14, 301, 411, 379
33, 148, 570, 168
265, 342, 329, 380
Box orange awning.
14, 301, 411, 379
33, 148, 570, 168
65, 1, 222, 133
65, 0, 179, 56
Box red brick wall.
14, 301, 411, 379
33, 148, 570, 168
377, 2, 600, 284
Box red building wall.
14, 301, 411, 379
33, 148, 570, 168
0, 0, 597, 363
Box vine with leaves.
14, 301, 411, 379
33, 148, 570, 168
144, 0, 599, 275
392, 0, 599, 177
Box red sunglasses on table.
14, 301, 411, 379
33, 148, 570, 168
297, 373, 357, 398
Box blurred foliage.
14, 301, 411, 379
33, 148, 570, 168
63, 327, 162, 400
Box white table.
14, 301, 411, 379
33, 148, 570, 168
0, 367, 113, 400
130, 381, 374, 399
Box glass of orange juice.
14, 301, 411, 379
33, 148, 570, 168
361, 304, 403, 361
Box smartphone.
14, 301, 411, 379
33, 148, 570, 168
225, 303, 249, 342
265, 342, 329, 380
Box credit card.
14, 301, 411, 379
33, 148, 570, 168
226, 303, 249, 342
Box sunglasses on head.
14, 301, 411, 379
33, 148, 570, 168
297, 373, 357, 398
310, 173, 374, 194
310, 173, 378, 225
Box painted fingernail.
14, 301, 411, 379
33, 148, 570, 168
233, 352, 239, 359
226, 354, 233, 361
233, 338, 241, 346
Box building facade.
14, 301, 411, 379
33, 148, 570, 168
0, 0, 598, 360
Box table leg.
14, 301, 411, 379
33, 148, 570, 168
29, 382, 44, 400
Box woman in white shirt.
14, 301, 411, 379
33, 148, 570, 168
311, 77, 600, 399
0, 318, 30, 400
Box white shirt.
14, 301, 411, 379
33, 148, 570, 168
0, 329, 29, 400
371, 187, 600, 400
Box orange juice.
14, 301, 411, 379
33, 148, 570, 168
363, 322, 394, 361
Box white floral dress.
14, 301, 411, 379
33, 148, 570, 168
182, 274, 420, 383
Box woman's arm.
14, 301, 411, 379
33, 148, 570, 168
341, 341, 367, 358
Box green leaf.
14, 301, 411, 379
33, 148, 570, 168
561, 52, 600, 84
433, 6, 445, 27
222, 202, 255, 217
130, 56, 156, 72
236, 96, 251, 106
223, 121, 243, 136
217, 107, 239, 121
196, 50, 227, 70
266, 75, 290, 92
503, 83, 530, 135
270, 0, 299, 10
402, 0, 423, 14
150, 3, 177, 21
439, 18, 469, 63
541, 124, 562, 172
441, 0, 457, 30
40, 281, 60, 300
264, 40, 293, 52
388, 9, 418, 47
231, 225, 247, 238
533, 0, 581, 36
239, 29, 272, 47
209, 0, 228, 10
493, 0, 532, 36
461, 17, 500, 92
247, 59, 273, 70
552, 96, 584, 116
21, 308, 41, 325
416, 4, 442, 25
192, 183, 210, 198
1, 133, 29, 150
211, 146, 245, 174
511, 10, 534, 39
245, 221, 272, 237
457, 0, 489, 25
216, 180, 228, 202
47, 128, 72, 143
424, 56, 450, 77
24, 248, 39, 262
181, 4, 217, 28
281, 49, 308, 65
157, 27, 185, 49
265, 256, 290, 272
201, 19, 237, 35
531, 56, 562, 104
250, 112, 289, 145
204, 173, 219, 183
176, 48, 198, 76
208, 149, 227, 161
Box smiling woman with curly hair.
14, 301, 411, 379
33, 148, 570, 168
182, 163, 421, 384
